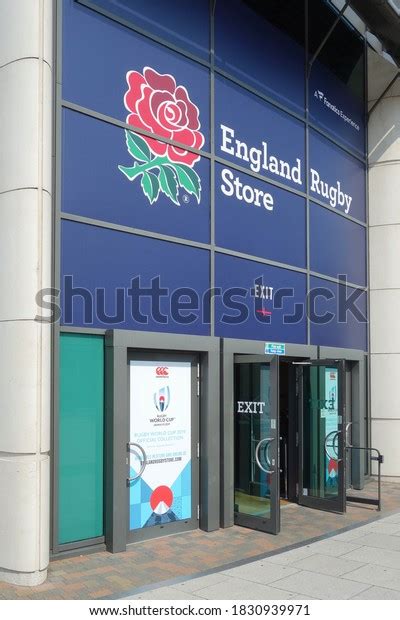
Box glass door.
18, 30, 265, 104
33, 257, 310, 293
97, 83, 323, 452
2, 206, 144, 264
234, 355, 280, 534
298, 360, 346, 513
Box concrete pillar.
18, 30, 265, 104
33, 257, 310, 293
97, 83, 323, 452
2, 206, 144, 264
368, 48, 400, 479
0, 0, 53, 585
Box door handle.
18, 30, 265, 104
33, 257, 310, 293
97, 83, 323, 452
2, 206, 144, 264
255, 437, 275, 474
127, 442, 147, 483
345, 422, 353, 447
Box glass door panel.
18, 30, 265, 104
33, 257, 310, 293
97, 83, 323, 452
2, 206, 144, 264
299, 360, 346, 513
234, 355, 280, 534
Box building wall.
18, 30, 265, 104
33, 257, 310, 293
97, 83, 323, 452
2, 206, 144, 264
0, 0, 376, 585
0, 0, 52, 585
54, 0, 368, 553
368, 49, 400, 478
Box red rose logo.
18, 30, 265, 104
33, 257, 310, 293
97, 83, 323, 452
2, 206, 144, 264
118, 66, 204, 206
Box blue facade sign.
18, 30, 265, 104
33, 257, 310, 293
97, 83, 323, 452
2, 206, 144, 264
214, 253, 307, 344
309, 59, 365, 157
76, 0, 210, 60
215, 0, 305, 115
62, 109, 211, 243
215, 163, 306, 268
61, 0, 368, 351
310, 202, 366, 287
215, 76, 306, 192
61, 220, 211, 335
63, 1, 210, 146
309, 129, 366, 222
310, 276, 367, 351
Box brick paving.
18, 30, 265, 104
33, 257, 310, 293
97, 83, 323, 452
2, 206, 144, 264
0, 480, 399, 600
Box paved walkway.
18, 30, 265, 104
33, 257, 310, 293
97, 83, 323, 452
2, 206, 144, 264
127, 513, 400, 600
0, 480, 399, 599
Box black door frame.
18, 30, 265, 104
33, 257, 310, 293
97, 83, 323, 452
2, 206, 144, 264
298, 359, 347, 514
104, 329, 220, 554
233, 354, 280, 535
220, 339, 318, 532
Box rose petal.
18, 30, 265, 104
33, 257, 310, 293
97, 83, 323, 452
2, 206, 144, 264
150, 90, 174, 112
137, 85, 172, 140
176, 100, 189, 128
149, 90, 178, 131
144, 66, 176, 94
174, 127, 205, 151
167, 128, 204, 166
124, 71, 146, 115
158, 101, 184, 130
175, 85, 201, 130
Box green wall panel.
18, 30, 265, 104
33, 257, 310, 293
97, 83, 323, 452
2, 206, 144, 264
59, 333, 104, 544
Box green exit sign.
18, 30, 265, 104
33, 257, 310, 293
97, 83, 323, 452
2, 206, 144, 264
265, 342, 286, 355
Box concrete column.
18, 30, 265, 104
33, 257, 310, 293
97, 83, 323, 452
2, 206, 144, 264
0, 0, 53, 585
368, 48, 400, 479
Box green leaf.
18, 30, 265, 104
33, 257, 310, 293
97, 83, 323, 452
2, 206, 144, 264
159, 165, 180, 205
172, 163, 201, 203
141, 171, 160, 205
118, 163, 139, 181
125, 130, 151, 162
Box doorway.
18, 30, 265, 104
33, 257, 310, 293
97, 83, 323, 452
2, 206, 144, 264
233, 354, 348, 536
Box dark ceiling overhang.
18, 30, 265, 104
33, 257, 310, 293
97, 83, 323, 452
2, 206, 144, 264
349, 0, 400, 65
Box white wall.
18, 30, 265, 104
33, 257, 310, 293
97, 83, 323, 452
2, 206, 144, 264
368, 48, 400, 478
0, 0, 53, 585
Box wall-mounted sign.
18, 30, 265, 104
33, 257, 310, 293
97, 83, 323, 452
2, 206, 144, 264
265, 342, 286, 355
61, 0, 368, 352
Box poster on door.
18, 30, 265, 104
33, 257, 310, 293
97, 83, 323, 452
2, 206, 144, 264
321, 367, 339, 489
129, 360, 192, 530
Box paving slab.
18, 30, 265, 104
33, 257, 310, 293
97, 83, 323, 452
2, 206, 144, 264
266, 547, 316, 566
271, 570, 370, 600
290, 553, 365, 577
193, 577, 296, 600
351, 586, 400, 600
173, 574, 231, 594
341, 546, 400, 570
380, 514, 400, 524
302, 539, 363, 557
343, 564, 400, 592
348, 532, 400, 551
221, 561, 300, 585
362, 522, 400, 535
129, 587, 206, 600
331, 527, 373, 542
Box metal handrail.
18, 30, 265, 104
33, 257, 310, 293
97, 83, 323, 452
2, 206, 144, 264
345, 445, 384, 511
